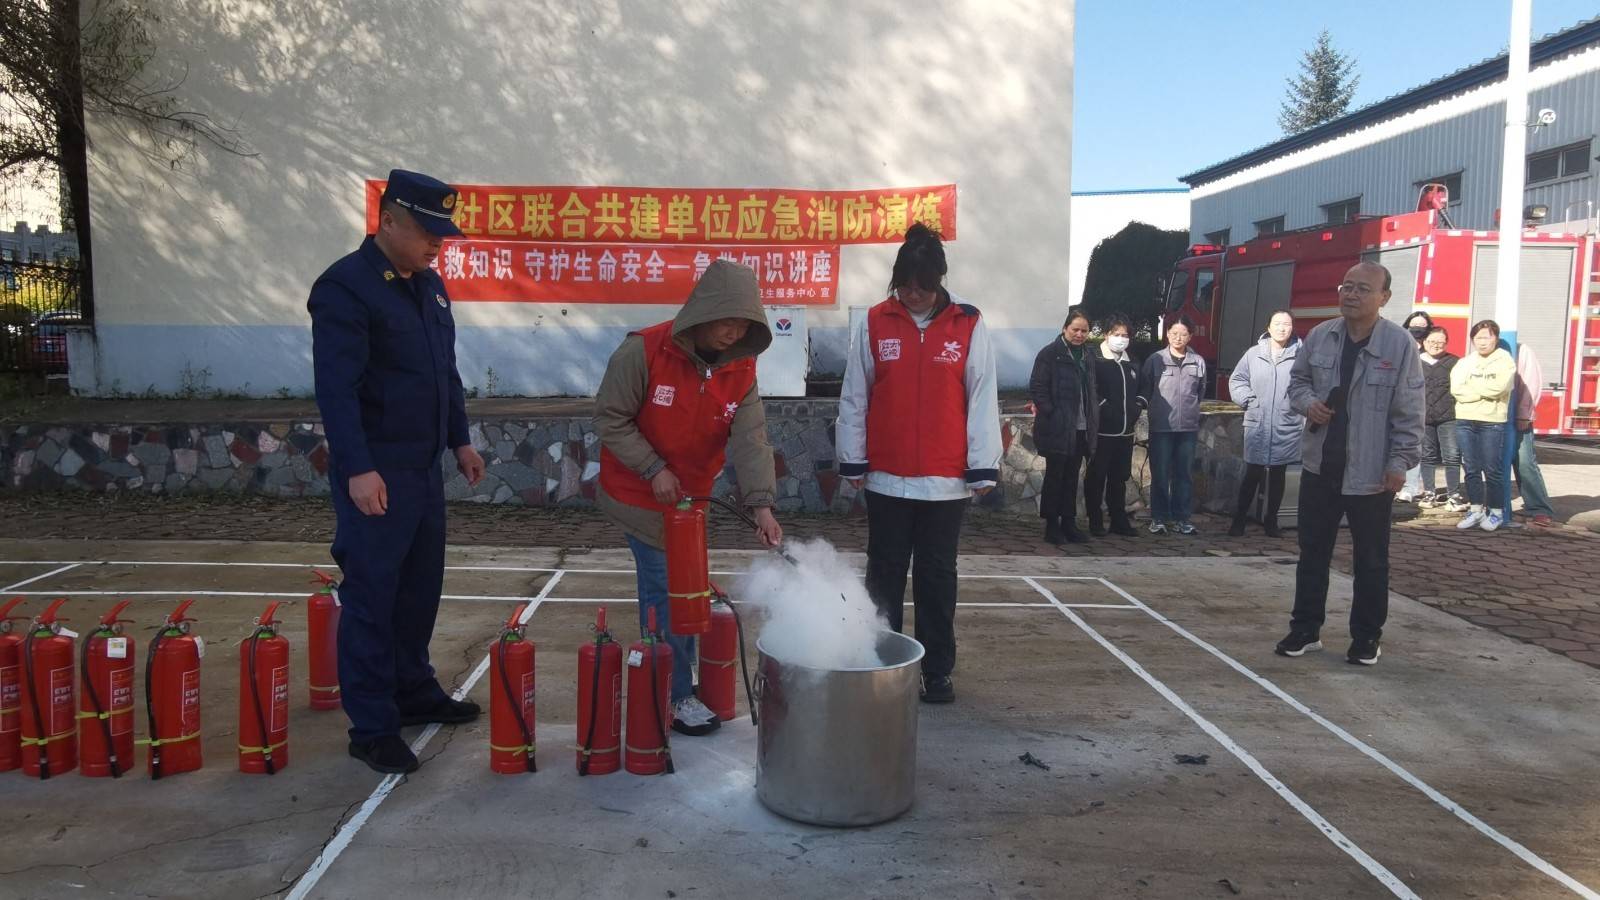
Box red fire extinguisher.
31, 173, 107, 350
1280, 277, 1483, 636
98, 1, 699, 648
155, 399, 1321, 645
663, 502, 712, 635
144, 599, 203, 779
0, 597, 26, 772
79, 600, 135, 778
489, 603, 536, 774
239, 602, 290, 775
18, 597, 76, 779
624, 608, 674, 776
699, 598, 739, 722
307, 570, 341, 711
575, 606, 621, 776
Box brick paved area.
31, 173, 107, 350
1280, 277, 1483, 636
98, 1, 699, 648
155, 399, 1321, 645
1, 491, 1595, 668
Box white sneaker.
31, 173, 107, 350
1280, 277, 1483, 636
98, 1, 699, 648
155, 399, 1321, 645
1395, 491, 1414, 503
1480, 509, 1505, 532
1445, 494, 1470, 513
671, 696, 720, 736
1148, 521, 1169, 535
1457, 508, 1485, 529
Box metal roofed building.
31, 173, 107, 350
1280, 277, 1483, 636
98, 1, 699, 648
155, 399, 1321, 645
1179, 17, 1600, 244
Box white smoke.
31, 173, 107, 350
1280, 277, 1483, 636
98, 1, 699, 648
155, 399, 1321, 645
737, 538, 888, 670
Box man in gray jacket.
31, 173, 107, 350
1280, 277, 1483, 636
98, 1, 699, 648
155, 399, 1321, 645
1275, 262, 1424, 666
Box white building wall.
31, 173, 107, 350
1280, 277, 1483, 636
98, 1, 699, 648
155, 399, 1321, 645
1189, 44, 1600, 243
1067, 189, 1189, 308
79, 0, 1074, 397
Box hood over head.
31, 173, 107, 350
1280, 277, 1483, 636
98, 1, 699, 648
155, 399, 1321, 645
671, 260, 771, 363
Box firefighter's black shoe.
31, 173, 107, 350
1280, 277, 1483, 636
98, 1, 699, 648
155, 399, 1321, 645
1274, 630, 1323, 657
399, 697, 481, 727
920, 675, 954, 704
349, 735, 419, 774
1347, 638, 1381, 666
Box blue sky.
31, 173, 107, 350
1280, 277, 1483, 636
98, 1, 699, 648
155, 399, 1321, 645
1072, 1, 1599, 191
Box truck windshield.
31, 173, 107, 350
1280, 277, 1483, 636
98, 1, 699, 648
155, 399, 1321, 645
1195, 270, 1216, 313
1166, 270, 1190, 312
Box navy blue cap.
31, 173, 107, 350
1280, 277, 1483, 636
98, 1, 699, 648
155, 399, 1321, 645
379, 169, 463, 237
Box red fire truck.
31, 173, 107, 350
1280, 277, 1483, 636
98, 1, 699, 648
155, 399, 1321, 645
1164, 206, 1600, 436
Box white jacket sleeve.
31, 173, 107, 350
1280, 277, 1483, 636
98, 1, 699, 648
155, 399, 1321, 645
964, 317, 1002, 486
835, 313, 874, 479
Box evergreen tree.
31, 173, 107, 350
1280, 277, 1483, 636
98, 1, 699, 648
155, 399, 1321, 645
1278, 29, 1360, 134
1079, 222, 1189, 341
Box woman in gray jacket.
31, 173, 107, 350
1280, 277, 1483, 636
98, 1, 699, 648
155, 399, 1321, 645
1227, 310, 1304, 536
1138, 317, 1206, 534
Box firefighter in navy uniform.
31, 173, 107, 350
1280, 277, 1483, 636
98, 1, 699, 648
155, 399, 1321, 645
309, 169, 487, 774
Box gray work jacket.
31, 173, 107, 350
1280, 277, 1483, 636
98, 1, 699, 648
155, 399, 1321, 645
1287, 316, 1425, 495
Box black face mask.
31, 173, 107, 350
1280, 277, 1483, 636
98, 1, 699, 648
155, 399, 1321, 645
1409, 326, 1430, 341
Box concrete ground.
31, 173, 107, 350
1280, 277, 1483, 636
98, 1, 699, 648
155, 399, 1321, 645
1, 540, 1597, 899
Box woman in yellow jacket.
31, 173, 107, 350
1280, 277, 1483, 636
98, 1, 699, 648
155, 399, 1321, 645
1449, 320, 1516, 531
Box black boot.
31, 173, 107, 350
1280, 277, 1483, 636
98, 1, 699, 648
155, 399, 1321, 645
1264, 467, 1285, 538
1109, 513, 1139, 537
1043, 518, 1064, 545
1062, 519, 1091, 544
1228, 514, 1247, 537
1088, 510, 1108, 537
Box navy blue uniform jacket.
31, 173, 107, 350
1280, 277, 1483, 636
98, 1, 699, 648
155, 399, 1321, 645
309, 237, 470, 477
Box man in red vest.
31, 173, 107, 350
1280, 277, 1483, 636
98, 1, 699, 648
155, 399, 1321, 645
836, 224, 1002, 704
595, 260, 783, 735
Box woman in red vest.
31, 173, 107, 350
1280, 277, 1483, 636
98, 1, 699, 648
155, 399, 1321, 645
836, 224, 1002, 704
595, 260, 782, 736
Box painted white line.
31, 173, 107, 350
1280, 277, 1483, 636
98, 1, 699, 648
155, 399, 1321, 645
1, 563, 82, 593
1094, 578, 1600, 900
1026, 578, 1419, 898
285, 569, 565, 900
0, 560, 1116, 581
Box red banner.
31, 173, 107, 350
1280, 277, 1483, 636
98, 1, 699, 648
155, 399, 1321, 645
431, 240, 840, 305
366, 182, 955, 245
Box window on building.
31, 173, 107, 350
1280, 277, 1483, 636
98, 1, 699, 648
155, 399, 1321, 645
1414, 172, 1463, 206
1527, 140, 1593, 185
1322, 197, 1361, 225
1203, 228, 1230, 246
1254, 216, 1285, 237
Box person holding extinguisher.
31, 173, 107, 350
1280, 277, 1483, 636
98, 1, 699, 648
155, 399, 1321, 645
836, 223, 1002, 704
594, 260, 782, 738
309, 170, 487, 775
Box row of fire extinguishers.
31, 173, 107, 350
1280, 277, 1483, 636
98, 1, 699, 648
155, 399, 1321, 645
0, 571, 343, 780
495, 502, 757, 777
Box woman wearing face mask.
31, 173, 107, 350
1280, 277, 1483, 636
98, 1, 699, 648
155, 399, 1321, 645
1084, 313, 1144, 537
1139, 317, 1206, 534
1415, 326, 1466, 511
1227, 310, 1303, 537
1397, 311, 1434, 503
1029, 307, 1099, 544
1450, 319, 1515, 532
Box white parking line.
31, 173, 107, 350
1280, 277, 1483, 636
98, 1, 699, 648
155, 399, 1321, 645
1, 563, 82, 593
284, 569, 566, 900
1026, 577, 1421, 899
1093, 578, 1600, 900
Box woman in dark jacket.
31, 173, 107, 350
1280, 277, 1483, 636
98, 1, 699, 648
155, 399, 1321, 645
1029, 308, 1098, 544
1417, 325, 1464, 509
1084, 313, 1143, 536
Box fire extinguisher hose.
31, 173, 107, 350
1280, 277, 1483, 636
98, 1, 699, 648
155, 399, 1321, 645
577, 633, 604, 777
144, 629, 165, 780
79, 630, 121, 778
21, 630, 52, 780
495, 633, 536, 773
718, 595, 759, 727
649, 630, 674, 775
245, 630, 276, 776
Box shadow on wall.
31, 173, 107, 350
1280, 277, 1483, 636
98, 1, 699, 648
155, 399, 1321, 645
84, 0, 1072, 395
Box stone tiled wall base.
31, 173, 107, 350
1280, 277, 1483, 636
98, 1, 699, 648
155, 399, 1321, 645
10, 401, 1177, 517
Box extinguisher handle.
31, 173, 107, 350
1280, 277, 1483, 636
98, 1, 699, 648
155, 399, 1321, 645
0, 596, 25, 620
165, 598, 196, 625
37, 597, 68, 624
98, 599, 134, 627
257, 601, 281, 628
310, 569, 338, 588
503, 603, 527, 631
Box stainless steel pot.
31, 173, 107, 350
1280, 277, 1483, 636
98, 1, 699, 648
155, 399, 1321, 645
754, 631, 924, 827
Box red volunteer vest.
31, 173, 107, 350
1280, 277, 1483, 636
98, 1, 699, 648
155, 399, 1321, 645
864, 298, 980, 478
599, 321, 757, 511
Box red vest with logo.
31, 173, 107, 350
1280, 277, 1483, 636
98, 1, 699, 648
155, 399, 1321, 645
599, 321, 757, 511
865, 299, 981, 478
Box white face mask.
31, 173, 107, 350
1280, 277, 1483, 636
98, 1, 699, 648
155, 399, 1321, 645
1106, 335, 1130, 354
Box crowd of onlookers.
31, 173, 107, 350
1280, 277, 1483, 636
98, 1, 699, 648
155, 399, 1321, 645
1027, 304, 1560, 546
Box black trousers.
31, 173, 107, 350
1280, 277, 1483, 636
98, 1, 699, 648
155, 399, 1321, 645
865, 491, 970, 677
1039, 447, 1089, 522
1235, 463, 1287, 523
1084, 435, 1134, 525
1291, 469, 1393, 642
